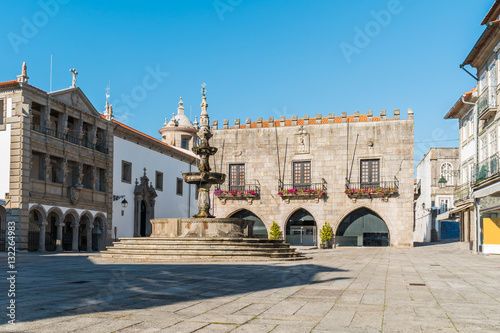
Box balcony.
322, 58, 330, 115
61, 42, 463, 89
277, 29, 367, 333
214, 182, 260, 205
478, 86, 498, 120
278, 179, 327, 203
32, 124, 109, 154
473, 153, 500, 185
345, 177, 399, 202
454, 182, 471, 205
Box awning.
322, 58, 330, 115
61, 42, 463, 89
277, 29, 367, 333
448, 203, 474, 214
473, 182, 500, 198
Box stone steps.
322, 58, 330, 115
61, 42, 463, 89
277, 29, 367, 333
99, 237, 308, 262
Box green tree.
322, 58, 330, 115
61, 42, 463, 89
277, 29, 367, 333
319, 222, 333, 245
269, 221, 281, 240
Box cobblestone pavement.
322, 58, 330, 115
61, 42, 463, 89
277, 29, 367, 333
1, 243, 500, 332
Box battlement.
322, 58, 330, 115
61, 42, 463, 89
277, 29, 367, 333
212, 109, 413, 130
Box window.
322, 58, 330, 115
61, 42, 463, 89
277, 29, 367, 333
82, 164, 93, 189
468, 114, 474, 137
181, 137, 190, 150
490, 129, 497, 157
439, 197, 451, 213
229, 164, 245, 191
50, 156, 63, 184
440, 162, 453, 186
122, 161, 132, 183
176, 177, 183, 196
293, 161, 311, 189
480, 137, 488, 162
155, 171, 163, 191
30, 151, 45, 180
97, 168, 106, 192
461, 118, 468, 143
360, 159, 379, 187
462, 165, 468, 184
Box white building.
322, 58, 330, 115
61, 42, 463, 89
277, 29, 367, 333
414, 148, 459, 243
110, 98, 199, 240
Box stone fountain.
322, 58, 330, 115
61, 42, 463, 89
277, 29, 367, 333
100, 85, 305, 261
149, 84, 254, 238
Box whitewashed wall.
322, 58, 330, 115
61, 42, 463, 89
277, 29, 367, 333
113, 136, 198, 238
414, 154, 432, 242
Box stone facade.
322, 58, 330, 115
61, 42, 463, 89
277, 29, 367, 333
0, 64, 113, 251
210, 110, 414, 248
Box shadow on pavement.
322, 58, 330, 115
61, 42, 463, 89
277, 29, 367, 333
2, 253, 347, 324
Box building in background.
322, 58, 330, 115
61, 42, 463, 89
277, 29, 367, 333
414, 148, 460, 243
444, 89, 477, 251
0, 63, 113, 252
210, 110, 414, 248
460, 0, 500, 254
110, 100, 199, 239
0, 63, 199, 251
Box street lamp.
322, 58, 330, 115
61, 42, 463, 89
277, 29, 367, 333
113, 195, 128, 207
438, 177, 448, 188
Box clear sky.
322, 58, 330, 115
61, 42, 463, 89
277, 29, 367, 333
0, 0, 493, 166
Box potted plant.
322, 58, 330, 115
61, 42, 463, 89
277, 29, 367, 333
269, 221, 281, 240
319, 222, 333, 249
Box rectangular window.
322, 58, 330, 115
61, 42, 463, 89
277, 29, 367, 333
50, 156, 63, 184
122, 161, 132, 183
360, 159, 380, 188
480, 137, 488, 162
82, 164, 93, 189
293, 161, 311, 189
97, 168, 106, 192
490, 129, 497, 156
176, 177, 183, 196
181, 137, 190, 150
31, 151, 45, 180
156, 171, 163, 191
229, 164, 245, 191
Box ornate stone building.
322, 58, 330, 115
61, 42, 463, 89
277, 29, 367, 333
0, 63, 113, 251
210, 109, 414, 248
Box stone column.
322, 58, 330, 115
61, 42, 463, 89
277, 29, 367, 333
86, 222, 93, 252
55, 221, 63, 252
38, 220, 48, 252
148, 197, 156, 236
71, 222, 79, 252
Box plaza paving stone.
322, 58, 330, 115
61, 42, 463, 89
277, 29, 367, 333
0, 242, 500, 332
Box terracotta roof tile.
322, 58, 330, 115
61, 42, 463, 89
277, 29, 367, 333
285, 119, 292, 126
309, 118, 316, 125
321, 117, 329, 124
0, 80, 18, 87
262, 120, 269, 128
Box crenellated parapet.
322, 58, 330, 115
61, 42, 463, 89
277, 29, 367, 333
212, 108, 413, 130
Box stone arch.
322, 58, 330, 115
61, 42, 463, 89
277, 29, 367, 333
133, 170, 157, 237
334, 204, 393, 240
62, 209, 78, 251
46, 207, 63, 251
93, 213, 107, 251
284, 207, 318, 246
335, 206, 391, 247
79, 211, 93, 251
28, 205, 47, 251
226, 208, 268, 239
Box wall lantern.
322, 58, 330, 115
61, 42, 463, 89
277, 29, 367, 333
113, 195, 128, 208
438, 177, 448, 188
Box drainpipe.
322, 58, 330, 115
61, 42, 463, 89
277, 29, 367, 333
462, 94, 479, 253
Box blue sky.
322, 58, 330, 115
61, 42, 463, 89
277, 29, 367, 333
0, 0, 493, 165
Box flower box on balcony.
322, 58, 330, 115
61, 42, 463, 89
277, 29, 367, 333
278, 188, 325, 203
344, 187, 398, 201
214, 189, 259, 204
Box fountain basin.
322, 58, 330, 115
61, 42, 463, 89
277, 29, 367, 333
182, 172, 226, 185
151, 218, 254, 238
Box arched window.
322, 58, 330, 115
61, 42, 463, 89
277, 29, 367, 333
440, 162, 453, 186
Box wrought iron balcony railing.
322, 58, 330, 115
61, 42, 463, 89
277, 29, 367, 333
345, 177, 399, 198
31, 124, 108, 154
454, 182, 471, 204
478, 86, 498, 119
214, 182, 260, 203
278, 179, 327, 199
473, 153, 500, 185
